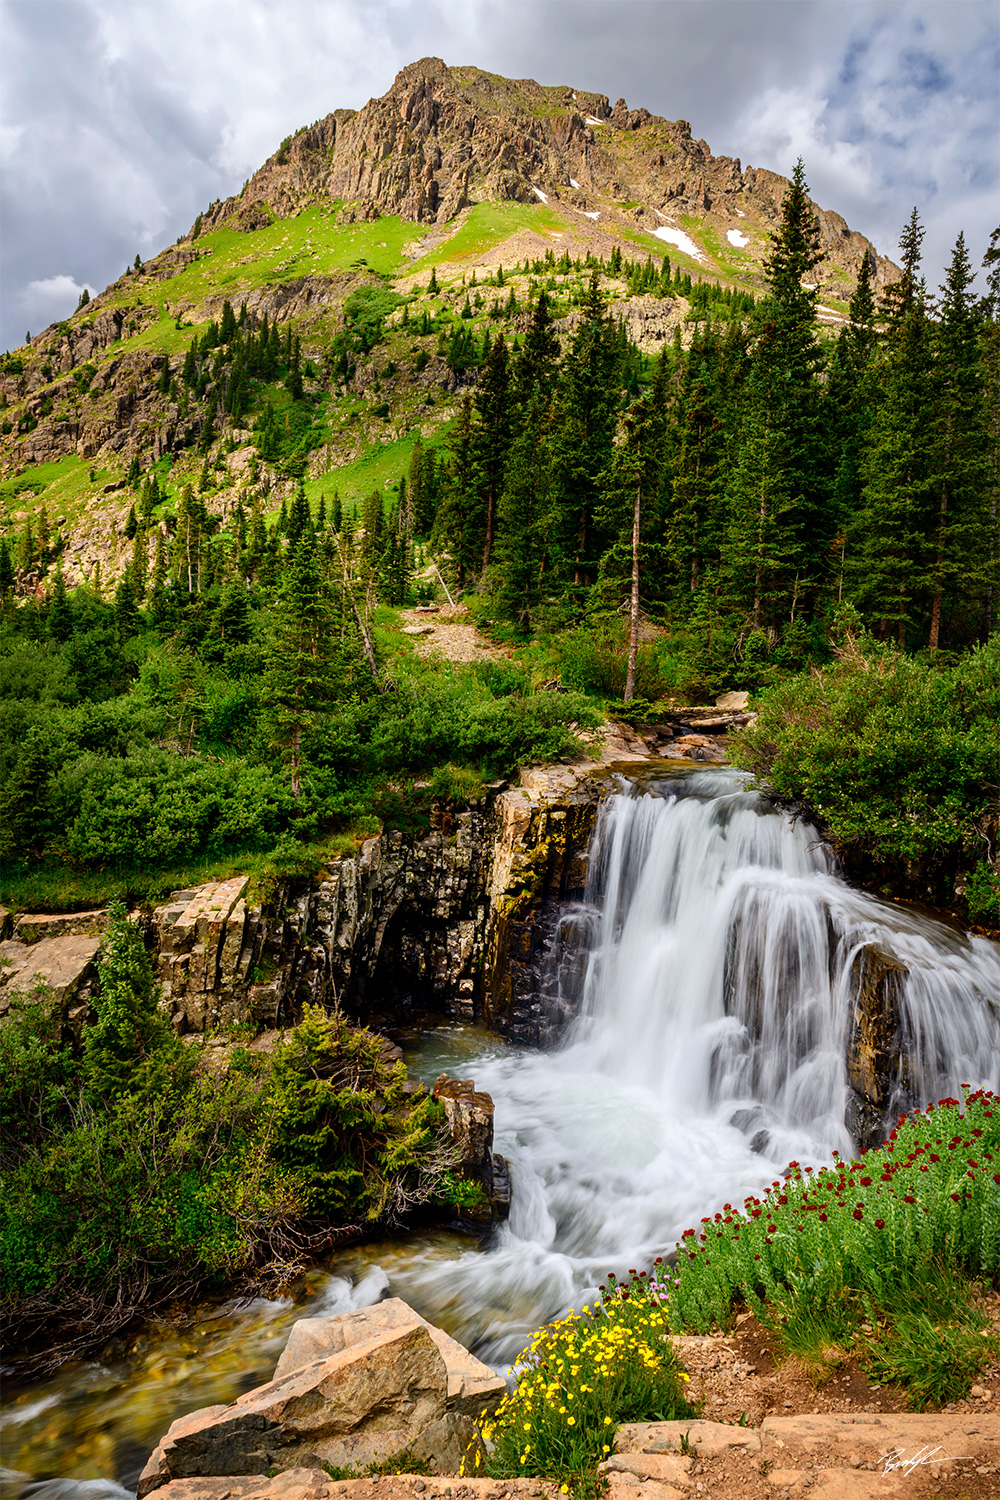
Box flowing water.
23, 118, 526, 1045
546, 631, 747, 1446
5, 767, 999, 1495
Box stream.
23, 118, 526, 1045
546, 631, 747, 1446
4, 767, 999, 1496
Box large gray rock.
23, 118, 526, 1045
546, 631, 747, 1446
137, 1320, 484, 1496
273, 1297, 506, 1417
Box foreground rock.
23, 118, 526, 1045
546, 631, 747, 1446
138, 1301, 505, 1496
609, 1413, 1000, 1498
0, 932, 102, 1038
143, 1479, 558, 1500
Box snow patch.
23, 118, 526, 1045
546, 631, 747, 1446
570, 178, 580, 189
582, 210, 600, 220
585, 116, 603, 126
727, 228, 750, 248
651, 225, 705, 262
532, 187, 548, 203
736, 209, 746, 218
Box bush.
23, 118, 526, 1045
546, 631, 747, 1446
466, 1290, 695, 1495
730, 633, 1000, 873
0, 914, 467, 1371
662, 1089, 1000, 1408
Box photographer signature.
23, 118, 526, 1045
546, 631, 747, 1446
879, 1444, 972, 1476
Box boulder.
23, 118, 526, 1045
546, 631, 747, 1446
715, 690, 750, 711
137, 1323, 453, 1495
272, 1297, 506, 1418
846, 943, 908, 1150
432, 1076, 496, 1216
12, 908, 108, 944
0, 934, 102, 1040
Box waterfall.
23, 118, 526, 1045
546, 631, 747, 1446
396, 768, 1000, 1365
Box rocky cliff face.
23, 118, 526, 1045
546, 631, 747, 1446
203, 57, 896, 293
147, 771, 603, 1043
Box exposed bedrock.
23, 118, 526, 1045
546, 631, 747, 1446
147, 766, 605, 1042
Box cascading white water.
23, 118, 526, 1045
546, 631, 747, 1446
393, 767, 1000, 1366
11, 768, 1000, 1492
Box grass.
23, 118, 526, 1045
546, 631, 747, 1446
405, 201, 567, 273
0, 822, 378, 916
659, 1089, 1000, 1409
0, 454, 118, 533
149, 207, 427, 304
301, 422, 455, 515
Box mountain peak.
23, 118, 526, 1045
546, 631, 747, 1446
197, 63, 893, 295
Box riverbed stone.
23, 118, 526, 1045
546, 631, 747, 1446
846, 943, 908, 1149
272, 1297, 506, 1417
138, 1323, 462, 1495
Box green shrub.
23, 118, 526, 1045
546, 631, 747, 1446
0, 915, 467, 1368
467, 1291, 695, 1494
730, 633, 1000, 868
659, 1089, 1000, 1408
271, 1004, 454, 1223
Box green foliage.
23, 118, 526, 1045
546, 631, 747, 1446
662, 1089, 1000, 1408
467, 1289, 695, 1495
0, 917, 463, 1363
729, 631, 1000, 870
82, 899, 186, 1097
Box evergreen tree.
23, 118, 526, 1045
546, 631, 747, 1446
494, 388, 552, 630
548, 274, 622, 588
597, 356, 671, 697
48, 566, 73, 642
825, 254, 878, 604
927, 230, 990, 648
0, 536, 15, 604
131, 526, 149, 597
432, 397, 479, 586
981, 226, 1000, 637
665, 326, 727, 599
850, 210, 937, 643
219, 299, 237, 344
724, 160, 828, 627
262, 525, 339, 800
16, 520, 34, 573
149, 530, 170, 625
512, 289, 560, 406
474, 334, 512, 571
215, 574, 252, 645
114, 569, 140, 638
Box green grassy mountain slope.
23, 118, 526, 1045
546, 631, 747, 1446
0, 58, 895, 588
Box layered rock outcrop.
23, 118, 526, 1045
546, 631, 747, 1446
200, 58, 896, 293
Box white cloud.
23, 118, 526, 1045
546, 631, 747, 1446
17, 276, 95, 340
1, 0, 996, 348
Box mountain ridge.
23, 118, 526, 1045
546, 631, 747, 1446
199, 57, 897, 296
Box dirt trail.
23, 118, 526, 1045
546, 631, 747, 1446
399, 606, 512, 665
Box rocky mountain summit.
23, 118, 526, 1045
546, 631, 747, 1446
204, 58, 896, 293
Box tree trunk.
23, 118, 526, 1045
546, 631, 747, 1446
290, 722, 301, 801
928, 481, 949, 652
624, 478, 641, 702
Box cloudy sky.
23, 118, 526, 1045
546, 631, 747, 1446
2, 0, 997, 351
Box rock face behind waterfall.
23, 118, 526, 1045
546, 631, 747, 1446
137, 1299, 506, 1494
846, 944, 910, 1149
145, 769, 603, 1042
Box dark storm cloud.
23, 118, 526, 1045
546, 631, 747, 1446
2, 0, 997, 351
